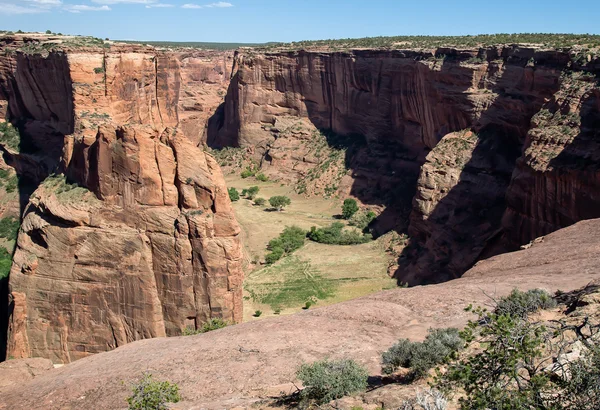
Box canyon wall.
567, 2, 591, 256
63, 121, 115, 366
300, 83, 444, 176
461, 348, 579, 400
0, 35, 240, 362
209, 47, 600, 283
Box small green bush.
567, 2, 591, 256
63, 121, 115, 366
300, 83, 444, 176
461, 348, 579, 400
269, 195, 291, 211
265, 247, 284, 264
254, 310, 262, 317
126, 373, 180, 410
228, 187, 240, 202
0, 122, 21, 152
0, 217, 20, 241
94, 66, 105, 74
0, 247, 12, 279
182, 318, 228, 335
308, 223, 371, 245
45, 30, 52, 34
254, 197, 266, 206
245, 186, 260, 200
256, 173, 268, 182
494, 288, 557, 318
297, 358, 368, 404
241, 168, 255, 179
382, 328, 462, 377
349, 210, 377, 231
341, 198, 359, 219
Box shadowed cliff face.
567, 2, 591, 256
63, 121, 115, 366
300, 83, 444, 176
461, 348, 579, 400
208, 46, 599, 284
0, 37, 240, 363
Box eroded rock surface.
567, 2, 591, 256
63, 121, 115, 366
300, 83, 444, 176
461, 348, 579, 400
2, 219, 600, 409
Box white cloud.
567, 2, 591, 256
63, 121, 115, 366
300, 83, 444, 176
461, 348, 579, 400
0, 3, 49, 14
182, 2, 232, 9
64, 4, 111, 12
25, 0, 62, 5
91, 0, 156, 4
145, 2, 173, 7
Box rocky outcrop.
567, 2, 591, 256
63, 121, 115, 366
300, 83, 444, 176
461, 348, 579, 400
209, 47, 600, 283
2, 218, 600, 409
0, 35, 240, 363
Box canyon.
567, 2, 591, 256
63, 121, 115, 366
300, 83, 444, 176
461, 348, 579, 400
0, 31, 599, 375
208, 47, 600, 283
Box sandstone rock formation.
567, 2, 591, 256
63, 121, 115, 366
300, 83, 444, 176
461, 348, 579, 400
0, 34, 241, 363
2, 218, 599, 409
208, 47, 600, 283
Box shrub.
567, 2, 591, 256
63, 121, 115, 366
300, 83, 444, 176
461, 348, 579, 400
269, 195, 291, 211
245, 186, 259, 200
400, 388, 448, 410
126, 373, 180, 410
308, 223, 371, 245
241, 168, 255, 179
265, 226, 306, 264
253, 310, 262, 317
341, 198, 359, 219
182, 318, 228, 335
0, 247, 12, 279
265, 247, 284, 264
256, 173, 268, 182
382, 328, 462, 378
297, 358, 368, 404
254, 197, 266, 206
562, 345, 600, 409
0, 122, 21, 152
94, 66, 105, 74
349, 210, 377, 231
0, 217, 20, 241
227, 187, 240, 202
45, 30, 52, 34
494, 288, 557, 318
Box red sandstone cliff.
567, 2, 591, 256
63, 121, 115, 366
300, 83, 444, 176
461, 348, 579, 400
0, 35, 240, 362
208, 47, 600, 283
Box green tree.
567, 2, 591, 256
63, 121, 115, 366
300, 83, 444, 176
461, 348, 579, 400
341, 198, 359, 219
269, 195, 291, 211
45, 30, 52, 34
265, 226, 306, 264
254, 197, 266, 206
227, 187, 240, 202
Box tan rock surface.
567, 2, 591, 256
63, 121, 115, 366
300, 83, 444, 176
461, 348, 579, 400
2, 219, 600, 409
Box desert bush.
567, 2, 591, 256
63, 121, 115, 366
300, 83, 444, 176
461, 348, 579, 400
256, 173, 268, 182
382, 328, 462, 378
182, 318, 228, 335
308, 222, 371, 245
228, 187, 240, 202
494, 288, 557, 318
126, 373, 180, 410
0, 122, 21, 152
245, 186, 260, 200
349, 210, 377, 231
254, 310, 262, 317
269, 195, 291, 211
0, 247, 12, 279
561, 345, 600, 409
241, 167, 256, 179
297, 358, 368, 404
265, 247, 284, 264
341, 198, 359, 219
254, 197, 266, 206
400, 388, 448, 410
0, 217, 20, 241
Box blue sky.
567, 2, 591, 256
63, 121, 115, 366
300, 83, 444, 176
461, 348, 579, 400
0, 0, 599, 43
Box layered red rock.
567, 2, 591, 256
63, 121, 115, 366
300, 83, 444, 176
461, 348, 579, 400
208, 47, 600, 283
0, 35, 241, 363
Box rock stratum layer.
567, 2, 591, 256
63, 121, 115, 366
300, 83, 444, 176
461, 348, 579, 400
0, 35, 241, 363
208, 47, 600, 283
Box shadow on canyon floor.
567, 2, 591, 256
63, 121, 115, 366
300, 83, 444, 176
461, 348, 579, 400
0, 51, 74, 360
